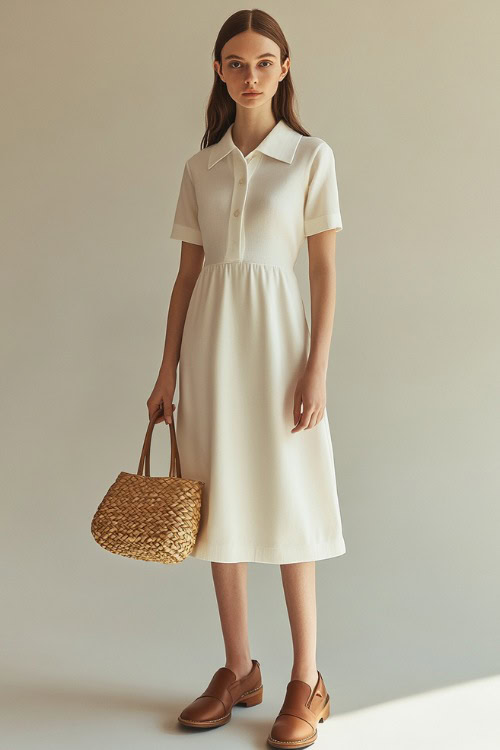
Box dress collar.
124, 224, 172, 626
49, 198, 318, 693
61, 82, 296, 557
207, 119, 302, 169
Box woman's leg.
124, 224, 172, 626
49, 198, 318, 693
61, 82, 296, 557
280, 561, 319, 692
211, 561, 254, 681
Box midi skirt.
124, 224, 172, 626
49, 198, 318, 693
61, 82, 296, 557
174, 259, 346, 564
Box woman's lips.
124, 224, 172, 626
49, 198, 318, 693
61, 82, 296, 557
242, 91, 262, 96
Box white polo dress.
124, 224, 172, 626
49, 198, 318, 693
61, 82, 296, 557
169, 118, 346, 564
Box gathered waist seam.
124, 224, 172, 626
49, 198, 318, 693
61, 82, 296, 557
203, 259, 292, 273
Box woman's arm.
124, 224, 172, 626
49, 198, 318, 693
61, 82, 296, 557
306, 228, 337, 374
147, 242, 204, 423
292, 229, 337, 432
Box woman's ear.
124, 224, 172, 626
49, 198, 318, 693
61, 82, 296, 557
214, 61, 224, 83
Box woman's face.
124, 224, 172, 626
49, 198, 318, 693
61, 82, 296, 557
214, 30, 289, 110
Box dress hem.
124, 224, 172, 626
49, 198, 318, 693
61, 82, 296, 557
187, 540, 347, 565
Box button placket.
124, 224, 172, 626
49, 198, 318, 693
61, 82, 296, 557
225, 150, 249, 263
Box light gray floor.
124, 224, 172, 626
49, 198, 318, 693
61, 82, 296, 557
3, 531, 499, 749
2, 673, 499, 749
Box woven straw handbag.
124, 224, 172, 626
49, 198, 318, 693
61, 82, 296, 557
91, 405, 204, 564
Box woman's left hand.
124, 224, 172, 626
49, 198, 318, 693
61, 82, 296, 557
291, 366, 327, 432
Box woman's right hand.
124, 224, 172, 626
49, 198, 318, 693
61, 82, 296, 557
147, 374, 177, 425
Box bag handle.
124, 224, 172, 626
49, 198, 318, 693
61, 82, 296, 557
137, 405, 183, 478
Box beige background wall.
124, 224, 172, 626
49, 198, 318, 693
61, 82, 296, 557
1, 1, 499, 747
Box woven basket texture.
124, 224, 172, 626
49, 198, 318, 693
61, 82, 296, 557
91, 406, 204, 564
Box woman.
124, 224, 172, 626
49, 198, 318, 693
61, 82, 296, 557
147, 9, 345, 748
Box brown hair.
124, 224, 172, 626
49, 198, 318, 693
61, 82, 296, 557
201, 8, 311, 149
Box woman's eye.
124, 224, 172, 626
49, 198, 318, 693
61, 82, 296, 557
229, 61, 272, 69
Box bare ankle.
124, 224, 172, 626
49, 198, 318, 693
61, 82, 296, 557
290, 667, 319, 690
225, 658, 254, 680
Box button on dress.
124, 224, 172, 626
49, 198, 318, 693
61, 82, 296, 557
169, 118, 346, 564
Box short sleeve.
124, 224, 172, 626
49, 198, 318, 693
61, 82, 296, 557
304, 142, 343, 236
169, 160, 203, 246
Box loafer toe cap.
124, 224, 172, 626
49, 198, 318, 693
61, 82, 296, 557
269, 715, 316, 744
179, 695, 226, 723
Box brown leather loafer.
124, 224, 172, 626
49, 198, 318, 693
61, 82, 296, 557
177, 658, 263, 728
267, 671, 330, 748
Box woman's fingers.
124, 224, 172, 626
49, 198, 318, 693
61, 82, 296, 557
163, 402, 176, 424
147, 397, 175, 424
292, 404, 324, 432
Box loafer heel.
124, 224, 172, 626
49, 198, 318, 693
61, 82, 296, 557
236, 684, 263, 706
318, 694, 330, 722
